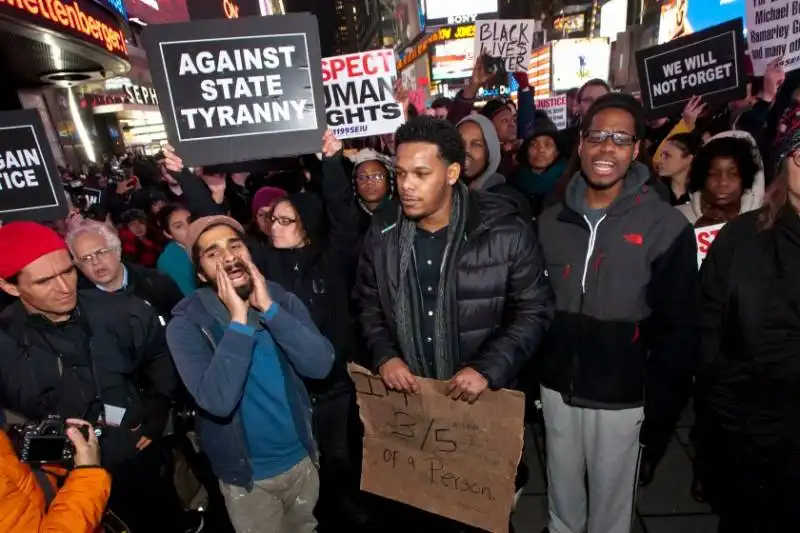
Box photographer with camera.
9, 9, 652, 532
0, 222, 187, 533
0, 417, 111, 532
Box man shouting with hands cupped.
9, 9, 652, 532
166, 215, 335, 533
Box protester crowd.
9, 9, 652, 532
1, 46, 799, 533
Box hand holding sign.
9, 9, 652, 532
393, 78, 411, 121
321, 130, 343, 159
446, 367, 489, 404
761, 59, 785, 102
379, 357, 420, 394
681, 96, 707, 128
162, 144, 185, 175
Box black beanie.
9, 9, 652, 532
286, 192, 324, 240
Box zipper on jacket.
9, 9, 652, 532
569, 214, 606, 402
580, 214, 606, 293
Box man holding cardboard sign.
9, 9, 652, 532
354, 116, 554, 530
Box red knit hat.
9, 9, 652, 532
0, 221, 68, 280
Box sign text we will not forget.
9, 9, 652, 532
652, 51, 733, 97
176, 46, 309, 131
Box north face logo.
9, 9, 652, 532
623, 233, 644, 246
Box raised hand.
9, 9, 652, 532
321, 130, 343, 159
217, 262, 249, 324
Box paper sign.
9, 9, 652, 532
636, 19, 746, 118
535, 95, 568, 129
143, 13, 326, 166
348, 363, 525, 533
475, 19, 536, 73
746, 1, 800, 75
695, 222, 725, 268
322, 49, 404, 140
0, 110, 68, 222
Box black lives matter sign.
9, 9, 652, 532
636, 18, 746, 118
143, 14, 326, 166
0, 110, 67, 222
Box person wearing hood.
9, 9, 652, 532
456, 113, 534, 221
677, 130, 765, 227
537, 93, 699, 533
512, 124, 567, 217
350, 148, 397, 235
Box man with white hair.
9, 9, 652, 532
67, 221, 183, 323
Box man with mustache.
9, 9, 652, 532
355, 116, 554, 530
536, 93, 699, 533
166, 215, 335, 533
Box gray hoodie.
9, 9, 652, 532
456, 113, 506, 192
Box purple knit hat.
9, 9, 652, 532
251, 186, 288, 217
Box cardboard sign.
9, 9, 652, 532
143, 13, 326, 166
535, 95, 568, 130
348, 363, 524, 533
0, 110, 68, 223
475, 19, 536, 73
746, 1, 800, 75
695, 222, 725, 268
322, 50, 404, 139
636, 19, 746, 118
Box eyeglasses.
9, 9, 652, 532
76, 247, 118, 264
583, 130, 637, 146
355, 173, 387, 183
270, 215, 297, 227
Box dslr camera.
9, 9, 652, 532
8, 415, 97, 465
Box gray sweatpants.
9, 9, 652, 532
219, 456, 319, 533
541, 387, 644, 533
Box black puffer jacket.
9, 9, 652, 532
355, 190, 554, 389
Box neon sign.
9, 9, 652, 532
0, 0, 128, 59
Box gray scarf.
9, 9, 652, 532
393, 182, 469, 379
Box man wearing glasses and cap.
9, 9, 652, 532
536, 93, 699, 533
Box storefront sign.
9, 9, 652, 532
322, 49, 404, 139
349, 363, 524, 533
144, 13, 325, 166
0, 110, 68, 223
397, 24, 476, 71
0, 0, 128, 59
124, 84, 159, 106
636, 18, 745, 118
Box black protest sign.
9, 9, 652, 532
636, 18, 746, 118
143, 13, 326, 166
0, 110, 67, 222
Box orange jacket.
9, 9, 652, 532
0, 431, 111, 533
